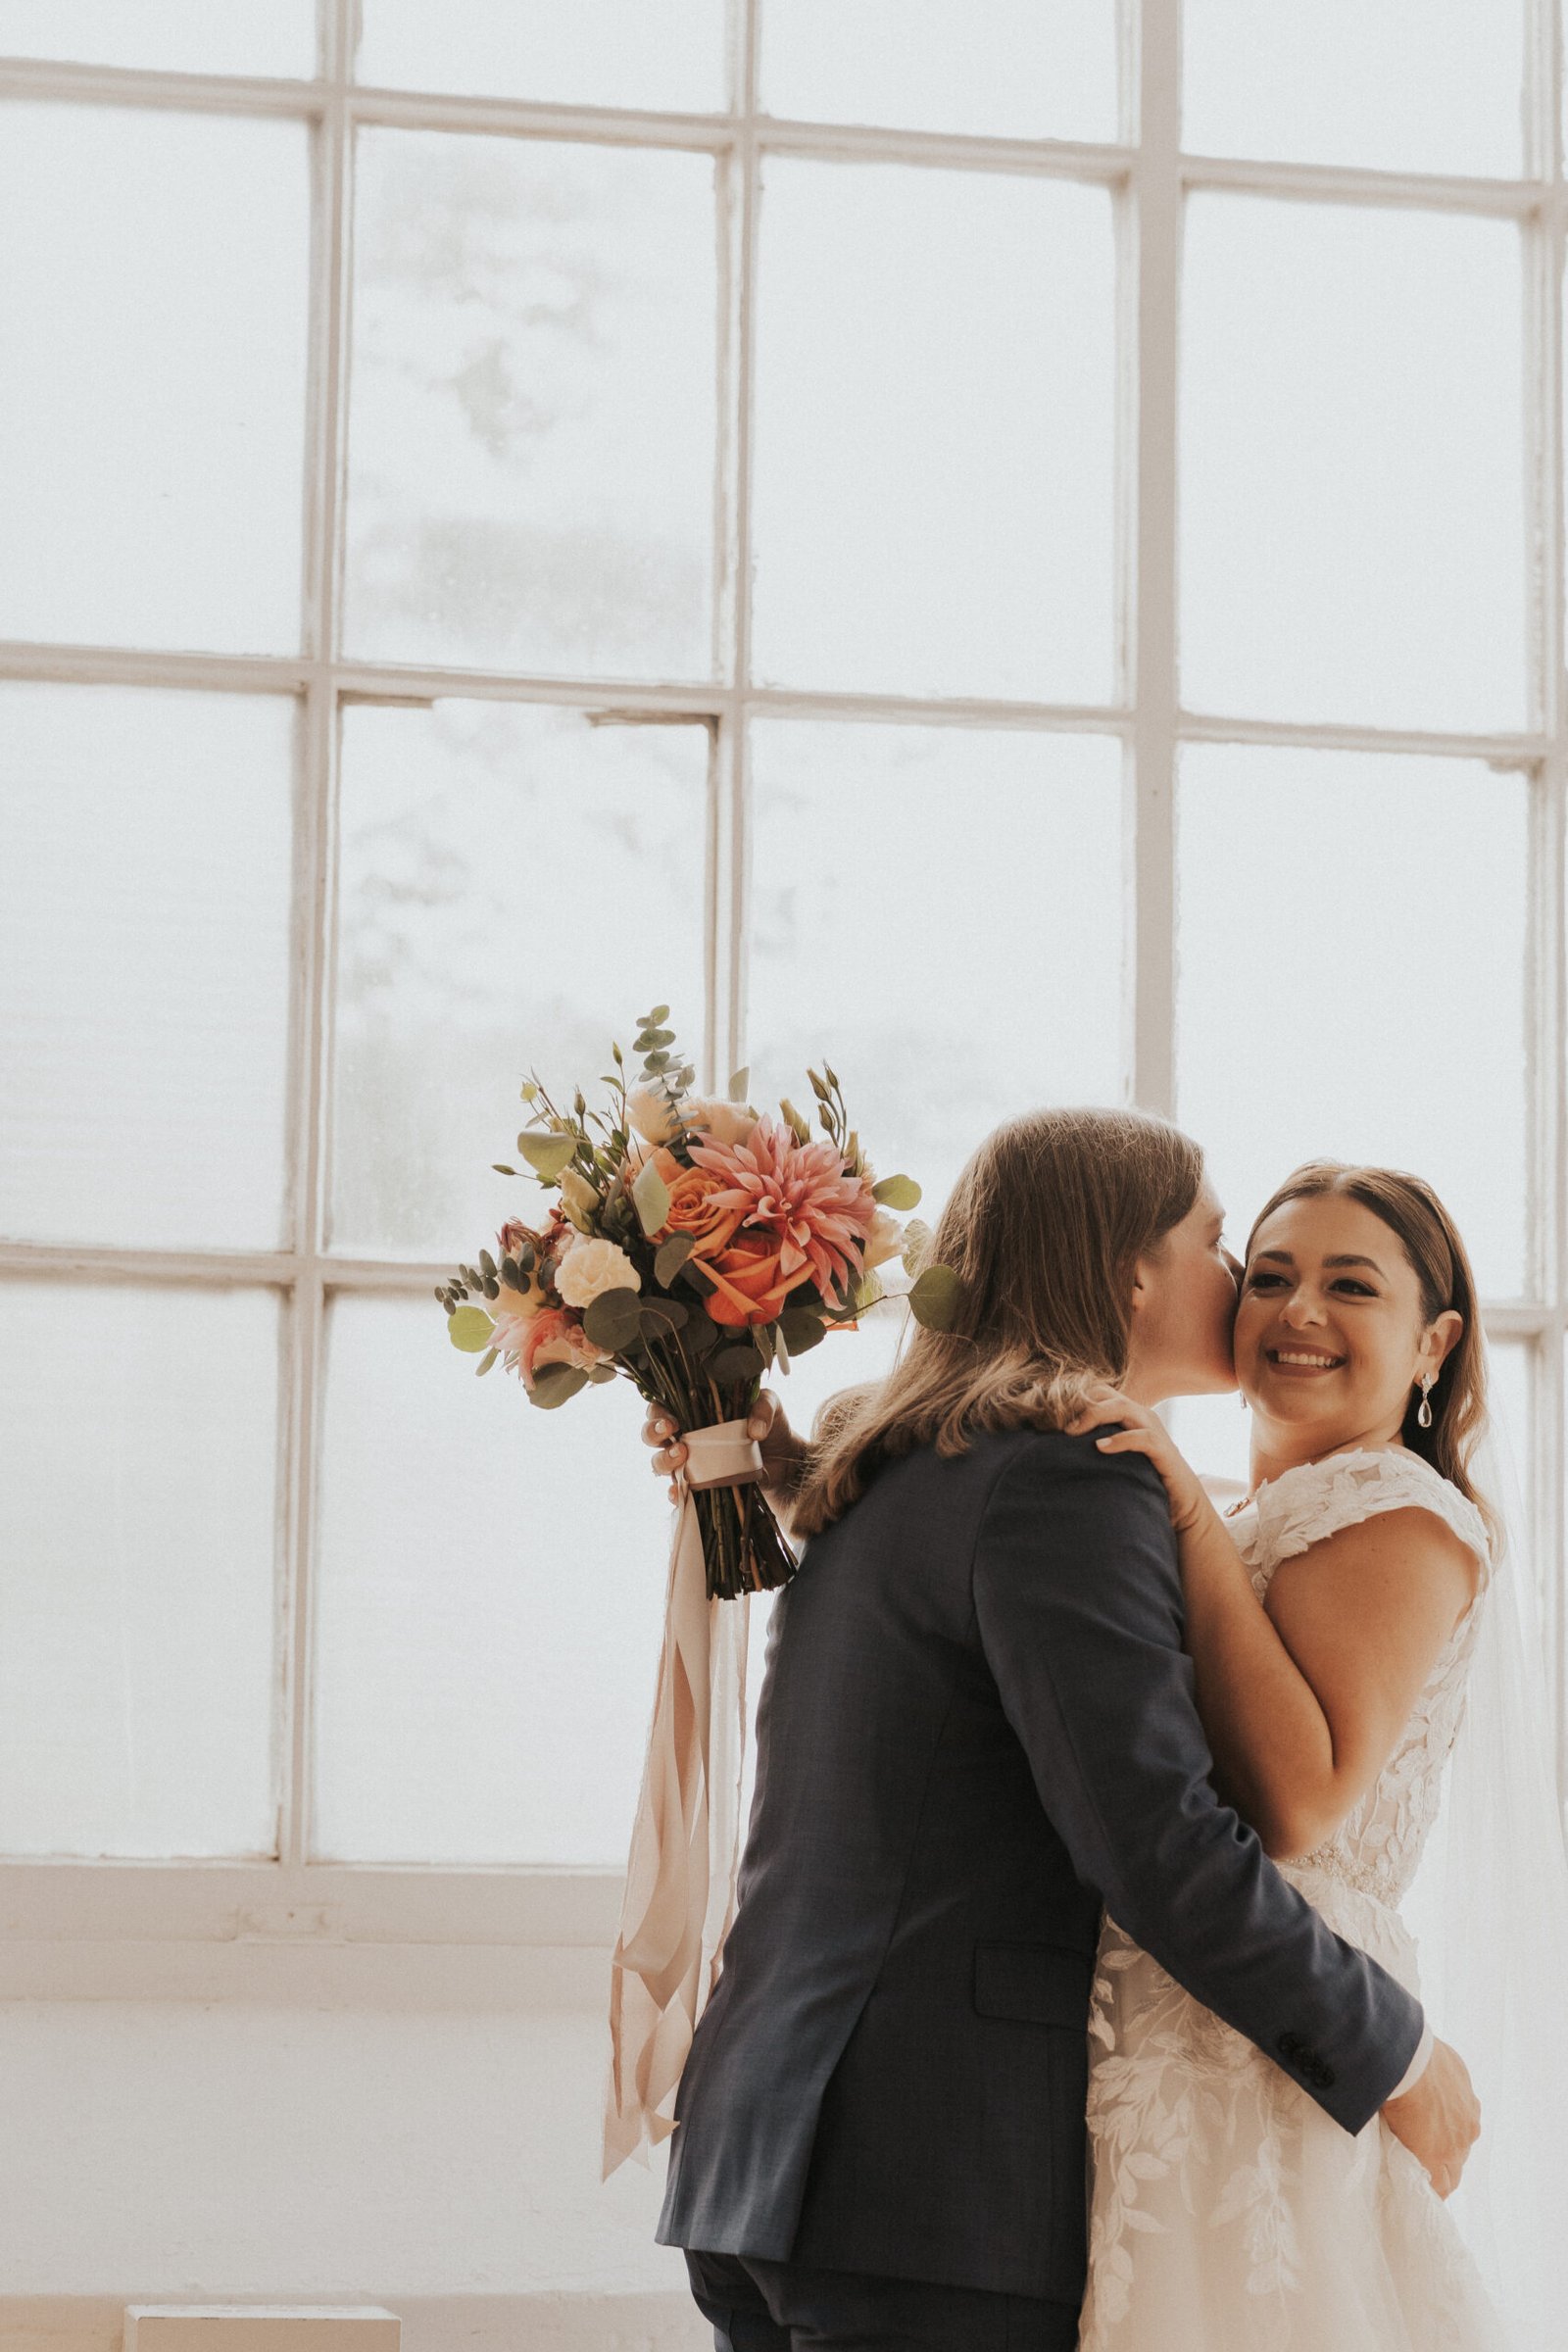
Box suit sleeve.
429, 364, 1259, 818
971, 1434, 1424, 2135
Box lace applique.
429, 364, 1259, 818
1079, 1448, 1505, 2351
1229, 1449, 1492, 1906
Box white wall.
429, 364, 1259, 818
0, 1946, 709, 2352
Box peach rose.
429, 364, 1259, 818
638, 1145, 748, 1264
515, 1307, 609, 1388
699, 1230, 818, 1327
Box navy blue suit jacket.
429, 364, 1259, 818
657, 1427, 1425, 2302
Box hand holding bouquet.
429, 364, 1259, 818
439, 1006, 956, 1599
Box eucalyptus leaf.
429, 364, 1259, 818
528, 1364, 590, 1410
491, 1162, 516, 1175
872, 1173, 922, 1210
778, 1307, 826, 1355
639, 1025, 674, 1048
639, 1297, 689, 1338
907, 1262, 962, 1331
643, 1049, 671, 1073
655, 1231, 696, 1286
711, 1343, 766, 1385
475, 1348, 499, 1378
726, 1065, 750, 1103
447, 1305, 496, 1354
517, 1132, 576, 1182
582, 1286, 645, 1351
479, 1248, 497, 1276
586, 1363, 618, 1385
631, 1155, 672, 1238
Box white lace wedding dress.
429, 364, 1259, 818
1078, 1446, 1509, 2352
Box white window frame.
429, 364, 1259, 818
0, 0, 1561, 1995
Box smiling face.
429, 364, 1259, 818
1235, 1191, 1462, 1453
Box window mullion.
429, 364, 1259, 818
279, 0, 355, 1876
1126, 0, 1181, 1118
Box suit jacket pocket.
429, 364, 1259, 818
972, 1938, 1093, 2027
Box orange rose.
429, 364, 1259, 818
639, 1145, 747, 1263
700, 1230, 817, 1327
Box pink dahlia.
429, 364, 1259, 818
688, 1115, 878, 1309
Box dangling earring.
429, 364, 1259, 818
1416, 1373, 1435, 1430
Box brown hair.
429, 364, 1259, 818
791, 1105, 1205, 1538
1245, 1161, 1497, 1546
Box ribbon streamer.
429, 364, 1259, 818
602, 1423, 760, 2176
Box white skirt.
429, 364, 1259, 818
1077, 1862, 1509, 2352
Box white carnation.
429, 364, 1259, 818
555, 1236, 641, 1309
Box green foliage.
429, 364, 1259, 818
447, 1305, 496, 1353
631, 1155, 672, 1238
654, 1231, 696, 1286
778, 1307, 826, 1355
907, 1263, 962, 1331
528, 1364, 590, 1409
491, 1162, 516, 1175
582, 1287, 645, 1351
516, 1132, 577, 1182
871, 1174, 922, 1210
475, 1348, 499, 1377
639, 1298, 689, 1338
711, 1342, 766, 1385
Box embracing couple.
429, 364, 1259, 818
642, 1107, 1522, 2351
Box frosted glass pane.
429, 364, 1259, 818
0, 0, 317, 75
1181, 196, 1526, 732
1176, 747, 1528, 1299
746, 722, 1124, 1222
0, 106, 311, 655
315, 1293, 677, 1864
344, 131, 717, 680
0, 686, 295, 1250
0, 1281, 280, 1859
752, 162, 1116, 702
331, 702, 708, 1260
760, 0, 1117, 143
1185, 0, 1524, 178
357, 0, 725, 112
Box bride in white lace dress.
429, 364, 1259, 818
1069, 1161, 1509, 2351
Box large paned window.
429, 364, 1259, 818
0, 1, 1563, 1959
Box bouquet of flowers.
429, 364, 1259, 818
438, 1004, 957, 1600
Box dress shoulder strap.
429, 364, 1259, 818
1253, 1446, 1492, 1580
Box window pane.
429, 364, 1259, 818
330, 702, 709, 1260
344, 131, 717, 681
0, 105, 310, 656
0, 686, 295, 1250
1181, 196, 1525, 733
0, 1281, 280, 1859
314, 1293, 674, 1864
1175, 746, 1528, 1298
746, 722, 1124, 1221
357, 0, 725, 113
0, 0, 316, 76
752, 162, 1116, 703
1185, 0, 1524, 179
760, 0, 1117, 144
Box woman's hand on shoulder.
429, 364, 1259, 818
1065, 1384, 1211, 1536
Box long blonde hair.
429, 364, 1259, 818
1246, 1161, 1498, 1547
792, 1105, 1205, 1538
